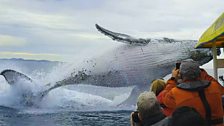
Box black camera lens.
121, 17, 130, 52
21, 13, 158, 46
132, 111, 140, 123
176, 62, 181, 69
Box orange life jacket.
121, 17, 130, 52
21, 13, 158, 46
158, 69, 224, 125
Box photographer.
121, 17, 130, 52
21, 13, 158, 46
130, 91, 168, 126
159, 59, 224, 126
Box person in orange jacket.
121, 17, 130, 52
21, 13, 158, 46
149, 79, 173, 116
155, 65, 222, 117
158, 59, 224, 126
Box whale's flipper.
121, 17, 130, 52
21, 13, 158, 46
38, 81, 69, 99
95, 24, 150, 46
1, 69, 33, 85
39, 71, 90, 98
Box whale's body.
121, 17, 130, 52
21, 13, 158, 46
75, 39, 212, 88
0, 24, 215, 106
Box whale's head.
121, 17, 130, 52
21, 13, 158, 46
188, 48, 219, 65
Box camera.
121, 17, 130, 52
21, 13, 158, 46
132, 111, 140, 123
176, 62, 181, 69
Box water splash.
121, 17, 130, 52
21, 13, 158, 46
0, 61, 135, 112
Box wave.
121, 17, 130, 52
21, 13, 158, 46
0, 74, 135, 112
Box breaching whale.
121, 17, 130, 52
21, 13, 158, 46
0, 24, 217, 106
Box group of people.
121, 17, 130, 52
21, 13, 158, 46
130, 59, 224, 126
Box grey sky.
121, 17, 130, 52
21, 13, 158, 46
0, 0, 223, 62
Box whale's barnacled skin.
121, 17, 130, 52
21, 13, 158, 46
0, 24, 215, 106
89, 24, 214, 87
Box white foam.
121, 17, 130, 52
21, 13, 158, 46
1, 54, 223, 112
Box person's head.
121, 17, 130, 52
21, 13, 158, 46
179, 59, 201, 81
168, 106, 206, 126
137, 91, 161, 121
149, 79, 166, 96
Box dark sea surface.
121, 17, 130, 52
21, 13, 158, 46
0, 106, 131, 126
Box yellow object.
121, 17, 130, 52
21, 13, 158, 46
195, 13, 224, 48
149, 79, 166, 96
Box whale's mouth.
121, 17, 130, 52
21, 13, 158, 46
189, 48, 214, 65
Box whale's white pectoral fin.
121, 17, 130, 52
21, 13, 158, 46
0, 69, 33, 85
95, 24, 150, 46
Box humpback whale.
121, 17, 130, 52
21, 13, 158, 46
0, 24, 216, 106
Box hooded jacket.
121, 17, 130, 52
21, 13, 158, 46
158, 69, 223, 116
158, 69, 224, 126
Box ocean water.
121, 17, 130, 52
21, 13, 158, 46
0, 86, 134, 126
0, 59, 137, 126
0, 107, 131, 126
0, 77, 135, 126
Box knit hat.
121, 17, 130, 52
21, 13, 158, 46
149, 79, 166, 96
180, 59, 201, 80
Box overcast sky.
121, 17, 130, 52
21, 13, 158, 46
0, 0, 223, 62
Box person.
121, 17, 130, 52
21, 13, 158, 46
158, 59, 224, 126
130, 91, 168, 126
168, 106, 206, 126
149, 79, 172, 116
149, 64, 221, 117
150, 79, 166, 96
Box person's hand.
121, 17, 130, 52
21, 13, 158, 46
130, 112, 142, 126
130, 112, 135, 126
172, 68, 179, 79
